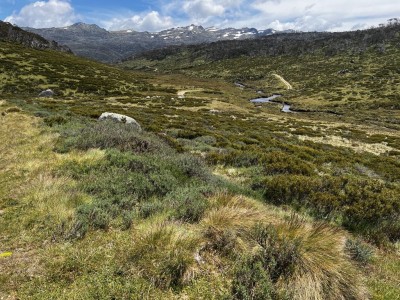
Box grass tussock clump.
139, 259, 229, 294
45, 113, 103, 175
270, 219, 367, 300
123, 225, 200, 290
201, 195, 367, 300
5, 106, 22, 113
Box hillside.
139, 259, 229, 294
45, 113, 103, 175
126, 22, 400, 62
122, 22, 400, 127
0, 21, 71, 53
25, 23, 291, 63
0, 24, 400, 300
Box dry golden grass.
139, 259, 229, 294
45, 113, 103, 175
0, 104, 382, 299
275, 219, 368, 300
201, 194, 368, 299
0, 103, 105, 298
297, 134, 394, 155
0, 106, 103, 244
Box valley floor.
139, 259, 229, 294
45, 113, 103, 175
1, 39, 400, 299
0, 99, 399, 299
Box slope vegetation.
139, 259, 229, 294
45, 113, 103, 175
0, 21, 71, 52
0, 28, 399, 299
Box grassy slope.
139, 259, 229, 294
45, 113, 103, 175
122, 45, 400, 127
0, 39, 399, 299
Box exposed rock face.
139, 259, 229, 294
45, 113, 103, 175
0, 21, 72, 53
24, 23, 292, 63
99, 112, 142, 130
38, 89, 55, 97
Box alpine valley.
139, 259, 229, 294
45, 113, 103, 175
0, 17, 399, 300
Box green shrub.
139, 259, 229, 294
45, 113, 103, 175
57, 122, 221, 235
262, 175, 323, 206
168, 185, 214, 223
206, 150, 260, 167
76, 204, 111, 231
121, 210, 135, 230
44, 114, 68, 127
138, 200, 166, 219
261, 151, 314, 176
262, 175, 400, 244
253, 224, 300, 283
173, 154, 211, 180
73, 120, 173, 154
231, 256, 276, 300
5, 106, 22, 113
345, 238, 374, 265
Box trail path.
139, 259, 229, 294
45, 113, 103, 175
272, 74, 293, 90
177, 89, 202, 99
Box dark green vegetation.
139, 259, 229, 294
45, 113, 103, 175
1, 22, 400, 299
0, 20, 71, 52
56, 119, 245, 238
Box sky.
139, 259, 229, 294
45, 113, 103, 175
0, 0, 399, 32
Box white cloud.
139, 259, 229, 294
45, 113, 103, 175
249, 0, 400, 31
183, 0, 225, 18
163, 0, 243, 25
106, 11, 174, 32
5, 0, 77, 28
3, 0, 399, 32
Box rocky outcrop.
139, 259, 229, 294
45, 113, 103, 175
0, 21, 72, 53
99, 112, 142, 130
38, 89, 54, 97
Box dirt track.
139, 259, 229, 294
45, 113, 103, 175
273, 74, 293, 90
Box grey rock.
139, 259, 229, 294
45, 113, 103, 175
99, 112, 141, 130
38, 89, 54, 97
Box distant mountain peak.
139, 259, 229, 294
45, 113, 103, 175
66, 22, 107, 33
24, 22, 293, 62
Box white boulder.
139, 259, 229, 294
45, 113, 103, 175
38, 89, 54, 97
98, 112, 141, 131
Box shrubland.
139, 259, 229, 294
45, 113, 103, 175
1, 23, 400, 299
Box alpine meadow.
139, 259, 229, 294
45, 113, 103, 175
0, 15, 400, 300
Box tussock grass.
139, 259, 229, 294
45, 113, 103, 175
273, 219, 367, 300
201, 194, 368, 299
202, 194, 275, 235
1, 33, 399, 298
124, 224, 201, 290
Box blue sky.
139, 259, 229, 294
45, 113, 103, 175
1, 0, 399, 32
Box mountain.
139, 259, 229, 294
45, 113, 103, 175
0, 20, 71, 53
126, 23, 400, 64
25, 23, 292, 63
1, 18, 400, 300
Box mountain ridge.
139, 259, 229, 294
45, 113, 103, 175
124, 22, 400, 65
24, 22, 294, 63
0, 20, 72, 53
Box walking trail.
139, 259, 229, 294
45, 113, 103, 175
272, 74, 293, 90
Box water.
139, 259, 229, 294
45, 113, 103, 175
250, 94, 282, 103
250, 94, 295, 113
282, 104, 293, 113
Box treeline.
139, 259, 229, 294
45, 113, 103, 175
131, 22, 400, 62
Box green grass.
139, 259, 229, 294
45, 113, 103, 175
1, 35, 399, 299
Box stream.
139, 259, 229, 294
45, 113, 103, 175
250, 94, 295, 113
